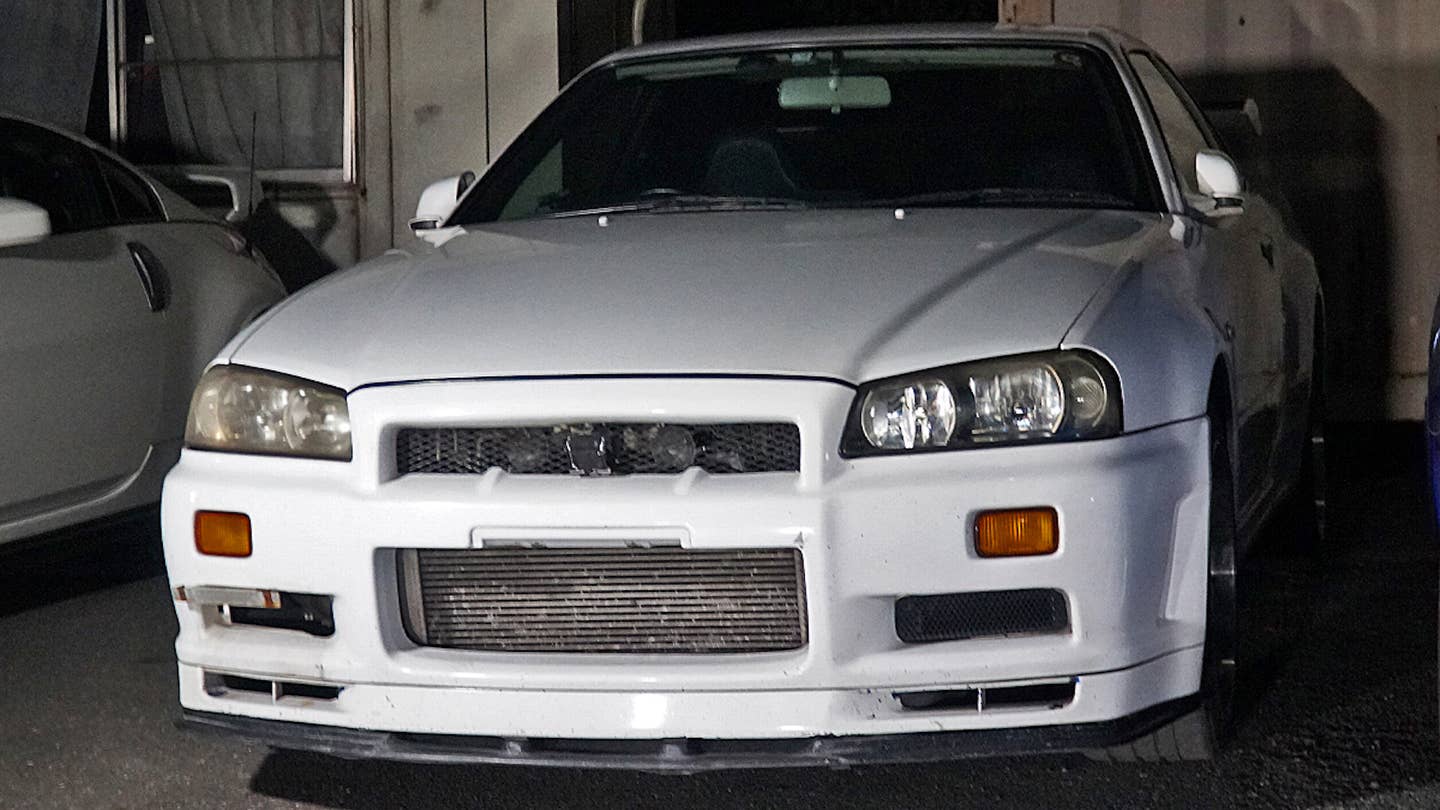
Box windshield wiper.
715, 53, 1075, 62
547, 193, 810, 219
867, 188, 1134, 210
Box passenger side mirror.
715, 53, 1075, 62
410, 172, 475, 238
0, 198, 51, 248
1195, 150, 1245, 214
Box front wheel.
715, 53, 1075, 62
1197, 413, 1239, 750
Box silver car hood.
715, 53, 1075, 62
231, 208, 1167, 390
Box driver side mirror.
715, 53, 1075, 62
409, 171, 476, 238
1195, 150, 1244, 214
0, 198, 51, 249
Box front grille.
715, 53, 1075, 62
395, 423, 800, 476
894, 589, 1069, 644
399, 547, 807, 653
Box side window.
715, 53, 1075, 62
97, 155, 164, 224
480, 81, 647, 222
0, 122, 111, 233
499, 143, 564, 221
1128, 53, 1213, 196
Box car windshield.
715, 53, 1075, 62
450, 43, 1161, 224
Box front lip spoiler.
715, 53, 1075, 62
179, 695, 1200, 773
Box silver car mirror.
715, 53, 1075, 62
410, 173, 474, 240
1195, 150, 1245, 214
0, 198, 51, 249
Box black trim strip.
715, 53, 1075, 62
348, 372, 858, 395
165, 218, 245, 230
179, 694, 1201, 772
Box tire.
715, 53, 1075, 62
1083, 708, 1217, 763
1086, 409, 1237, 763
1271, 331, 1327, 560
1296, 340, 1327, 549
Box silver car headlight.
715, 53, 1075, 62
185, 365, 352, 461
841, 351, 1121, 456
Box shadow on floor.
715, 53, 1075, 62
0, 506, 165, 619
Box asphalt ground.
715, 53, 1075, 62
0, 424, 1435, 809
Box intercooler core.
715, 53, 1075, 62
397, 546, 808, 654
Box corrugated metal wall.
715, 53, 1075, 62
1059, 0, 1440, 419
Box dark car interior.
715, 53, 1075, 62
461, 46, 1161, 223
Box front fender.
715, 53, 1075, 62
1062, 248, 1226, 432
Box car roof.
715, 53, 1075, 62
1, 112, 117, 161
597, 23, 1151, 68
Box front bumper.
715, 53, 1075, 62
181, 696, 1201, 772
162, 377, 1211, 747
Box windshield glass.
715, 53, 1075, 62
450, 44, 1161, 224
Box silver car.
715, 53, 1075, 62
0, 115, 285, 545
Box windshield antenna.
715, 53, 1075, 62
242, 110, 258, 255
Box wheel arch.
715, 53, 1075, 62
1208, 355, 1234, 428
1207, 354, 1238, 484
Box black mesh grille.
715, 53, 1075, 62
399, 547, 807, 653
395, 423, 800, 476
894, 589, 1069, 644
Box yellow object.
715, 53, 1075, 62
194, 511, 252, 558
975, 508, 1058, 557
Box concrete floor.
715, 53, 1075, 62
0, 425, 1436, 809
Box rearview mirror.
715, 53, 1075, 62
778, 75, 891, 112
0, 198, 51, 248
1195, 150, 1244, 213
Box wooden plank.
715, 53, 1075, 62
999, 0, 1054, 24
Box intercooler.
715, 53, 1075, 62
397, 546, 807, 654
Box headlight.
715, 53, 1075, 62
841, 351, 1121, 456
185, 365, 352, 460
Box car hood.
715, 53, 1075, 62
232, 208, 1169, 390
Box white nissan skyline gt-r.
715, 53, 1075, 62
164, 25, 1323, 768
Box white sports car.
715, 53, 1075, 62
0, 115, 285, 545
164, 25, 1322, 768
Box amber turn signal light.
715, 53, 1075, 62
975, 508, 1058, 558
195, 511, 252, 558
